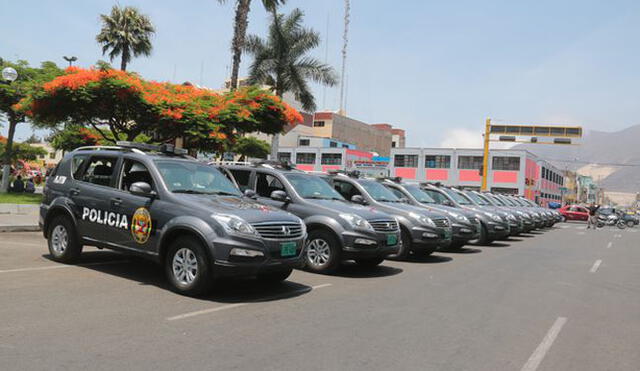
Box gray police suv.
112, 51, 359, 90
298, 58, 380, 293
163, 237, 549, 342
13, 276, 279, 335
223, 163, 401, 273
40, 143, 306, 296
378, 179, 480, 249
326, 173, 452, 258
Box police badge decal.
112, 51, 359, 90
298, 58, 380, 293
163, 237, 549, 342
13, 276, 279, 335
131, 207, 152, 244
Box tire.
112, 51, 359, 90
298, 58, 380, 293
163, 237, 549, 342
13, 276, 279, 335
560, 215, 566, 223
617, 221, 627, 230
305, 229, 341, 273
474, 223, 491, 245
626, 220, 635, 228
258, 268, 293, 283
389, 228, 412, 260
165, 236, 214, 296
47, 216, 82, 263
355, 257, 384, 267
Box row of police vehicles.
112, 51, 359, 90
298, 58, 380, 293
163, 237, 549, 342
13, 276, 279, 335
40, 143, 561, 296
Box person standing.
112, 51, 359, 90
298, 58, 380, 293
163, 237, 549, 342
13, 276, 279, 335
587, 203, 600, 229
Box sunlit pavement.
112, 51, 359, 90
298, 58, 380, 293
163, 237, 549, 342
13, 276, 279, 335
1, 225, 639, 370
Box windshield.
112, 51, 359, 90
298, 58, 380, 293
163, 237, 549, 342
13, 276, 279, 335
405, 185, 436, 203
155, 161, 242, 196
465, 191, 490, 206
442, 188, 472, 205
486, 194, 506, 206
423, 188, 451, 205
285, 174, 345, 200
499, 196, 517, 206
359, 180, 400, 202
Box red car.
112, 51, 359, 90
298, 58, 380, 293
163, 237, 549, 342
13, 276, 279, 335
558, 205, 589, 222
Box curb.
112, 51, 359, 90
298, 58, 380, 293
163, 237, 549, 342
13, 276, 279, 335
0, 225, 41, 233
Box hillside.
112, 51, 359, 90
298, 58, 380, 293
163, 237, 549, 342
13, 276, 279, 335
514, 125, 640, 193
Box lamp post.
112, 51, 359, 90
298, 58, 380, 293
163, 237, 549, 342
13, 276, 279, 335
1, 67, 19, 193
63, 56, 78, 67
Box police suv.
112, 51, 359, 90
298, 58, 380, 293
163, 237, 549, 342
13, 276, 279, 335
222, 163, 401, 273
40, 143, 306, 296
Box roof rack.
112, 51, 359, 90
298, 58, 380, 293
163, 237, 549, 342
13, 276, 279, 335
117, 141, 188, 156
72, 145, 146, 154
251, 160, 296, 171
327, 169, 361, 178
375, 176, 403, 183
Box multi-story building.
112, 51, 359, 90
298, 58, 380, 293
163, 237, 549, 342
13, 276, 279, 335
277, 146, 389, 177
370, 124, 406, 149
388, 148, 565, 205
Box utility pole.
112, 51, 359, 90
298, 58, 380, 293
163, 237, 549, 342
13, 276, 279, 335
338, 0, 350, 115
481, 118, 491, 191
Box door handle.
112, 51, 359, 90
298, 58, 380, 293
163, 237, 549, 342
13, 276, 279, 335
69, 188, 80, 196
111, 198, 122, 207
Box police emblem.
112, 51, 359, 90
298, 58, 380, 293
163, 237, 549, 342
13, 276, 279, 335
131, 207, 152, 244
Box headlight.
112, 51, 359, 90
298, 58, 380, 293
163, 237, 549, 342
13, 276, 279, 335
212, 214, 257, 236
449, 212, 469, 224
339, 213, 374, 231
409, 212, 436, 227
484, 212, 502, 222
506, 214, 517, 221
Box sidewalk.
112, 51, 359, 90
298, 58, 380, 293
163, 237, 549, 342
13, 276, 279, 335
0, 204, 40, 232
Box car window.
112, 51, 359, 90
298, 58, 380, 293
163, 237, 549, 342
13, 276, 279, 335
285, 173, 344, 200
333, 180, 362, 200
71, 155, 89, 179
358, 180, 400, 202
442, 188, 472, 205
423, 189, 449, 204
388, 187, 406, 199
155, 160, 241, 196
256, 173, 285, 198
119, 159, 154, 192
229, 169, 251, 191
79, 156, 117, 187
404, 185, 436, 203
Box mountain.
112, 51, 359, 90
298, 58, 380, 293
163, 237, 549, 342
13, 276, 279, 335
514, 125, 640, 193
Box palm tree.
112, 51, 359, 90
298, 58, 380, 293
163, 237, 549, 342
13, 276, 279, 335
244, 8, 338, 158
217, 0, 286, 90
96, 5, 155, 71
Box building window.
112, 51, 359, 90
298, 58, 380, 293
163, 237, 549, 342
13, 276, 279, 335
492, 156, 520, 171
394, 154, 418, 167
457, 156, 483, 170
277, 152, 291, 163
391, 142, 396, 148
321, 153, 342, 165
313, 121, 325, 127
299, 139, 310, 146
329, 141, 337, 148
49, 152, 56, 159
425, 155, 451, 169
490, 187, 518, 195
296, 153, 316, 164
342, 144, 349, 148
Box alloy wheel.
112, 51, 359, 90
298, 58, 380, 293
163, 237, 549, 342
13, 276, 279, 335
172, 247, 198, 285
306, 239, 330, 267
51, 225, 68, 256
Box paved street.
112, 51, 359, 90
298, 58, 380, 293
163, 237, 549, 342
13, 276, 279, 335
1, 224, 639, 371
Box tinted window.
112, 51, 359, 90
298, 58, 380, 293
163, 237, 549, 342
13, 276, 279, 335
120, 160, 154, 192
442, 188, 472, 205
256, 173, 285, 198
423, 189, 449, 204
404, 185, 436, 203
457, 156, 483, 170
425, 155, 451, 169
321, 153, 342, 165
80, 156, 117, 187
394, 154, 418, 167
71, 155, 89, 179
465, 192, 490, 206
333, 180, 362, 200
296, 153, 316, 164
229, 169, 251, 191
359, 180, 400, 202
155, 160, 241, 196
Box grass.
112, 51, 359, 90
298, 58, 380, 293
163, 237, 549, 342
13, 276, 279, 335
0, 193, 43, 204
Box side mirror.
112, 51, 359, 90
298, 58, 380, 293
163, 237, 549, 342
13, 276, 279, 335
399, 197, 409, 204
243, 189, 257, 199
270, 190, 289, 202
443, 199, 453, 206
351, 195, 366, 205
130, 182, 154, 197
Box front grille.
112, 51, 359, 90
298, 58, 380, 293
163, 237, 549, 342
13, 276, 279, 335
369, 219, 399, 232
468, 216, 479, 224
251, 222, 304, 240
433, 218, 450, 228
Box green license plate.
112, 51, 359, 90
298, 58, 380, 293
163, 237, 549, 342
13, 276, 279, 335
280, 242, 297, 257
387, 234, 398, 246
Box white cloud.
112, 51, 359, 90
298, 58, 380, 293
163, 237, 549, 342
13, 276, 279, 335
438, 128, 515, 149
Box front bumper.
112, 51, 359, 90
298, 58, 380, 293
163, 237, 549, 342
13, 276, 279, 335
451, 222, 479, 242
409, 225, 453, 251
212, 234, 306, 278
341, 229, 401, 259
487, 221, 510, 239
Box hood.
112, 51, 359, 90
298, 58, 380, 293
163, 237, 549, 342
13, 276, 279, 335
173, 194, 300, 224
376, 201, 447, 218
306, 199, 392, 220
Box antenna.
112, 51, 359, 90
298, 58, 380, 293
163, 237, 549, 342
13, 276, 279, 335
339, 0, 350, 115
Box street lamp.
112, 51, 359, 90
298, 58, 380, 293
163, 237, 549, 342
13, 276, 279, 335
63, 56, 78, 67
2, 67, 18, 82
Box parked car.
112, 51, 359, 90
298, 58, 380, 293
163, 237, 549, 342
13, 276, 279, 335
223, 163, 401, 272
558, 205, 589, 222
41, 143, 307, 296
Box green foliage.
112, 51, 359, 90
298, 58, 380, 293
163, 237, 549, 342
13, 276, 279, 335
230, 136, 270, 160
0, 141, 47, 163
243, 8, 338, 111
23, 134, 41, 144
0, 192, 43, 204
48, 124, 153, 152
96, 5, 155, 71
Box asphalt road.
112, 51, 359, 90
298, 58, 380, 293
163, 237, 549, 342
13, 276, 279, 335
1, 223, 639, 371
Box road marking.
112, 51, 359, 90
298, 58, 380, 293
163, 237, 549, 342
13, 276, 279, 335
606, 242, 612, 249
590, 259, 602, 273
520, 317, 568, 371
167, 283, 332, 321
0, 260, 129, 274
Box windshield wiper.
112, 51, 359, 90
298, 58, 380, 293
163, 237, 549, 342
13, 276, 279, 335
172, 189, 212, 195
211, 191, 241, 196
305, 196, 341, 200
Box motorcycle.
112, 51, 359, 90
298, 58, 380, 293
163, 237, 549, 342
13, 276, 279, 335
596, 213, 626, 229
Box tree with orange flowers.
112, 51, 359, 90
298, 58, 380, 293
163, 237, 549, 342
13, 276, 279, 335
18, 66, 303, 153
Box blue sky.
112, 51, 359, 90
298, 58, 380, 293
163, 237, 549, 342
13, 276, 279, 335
2, 0, 640, 147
